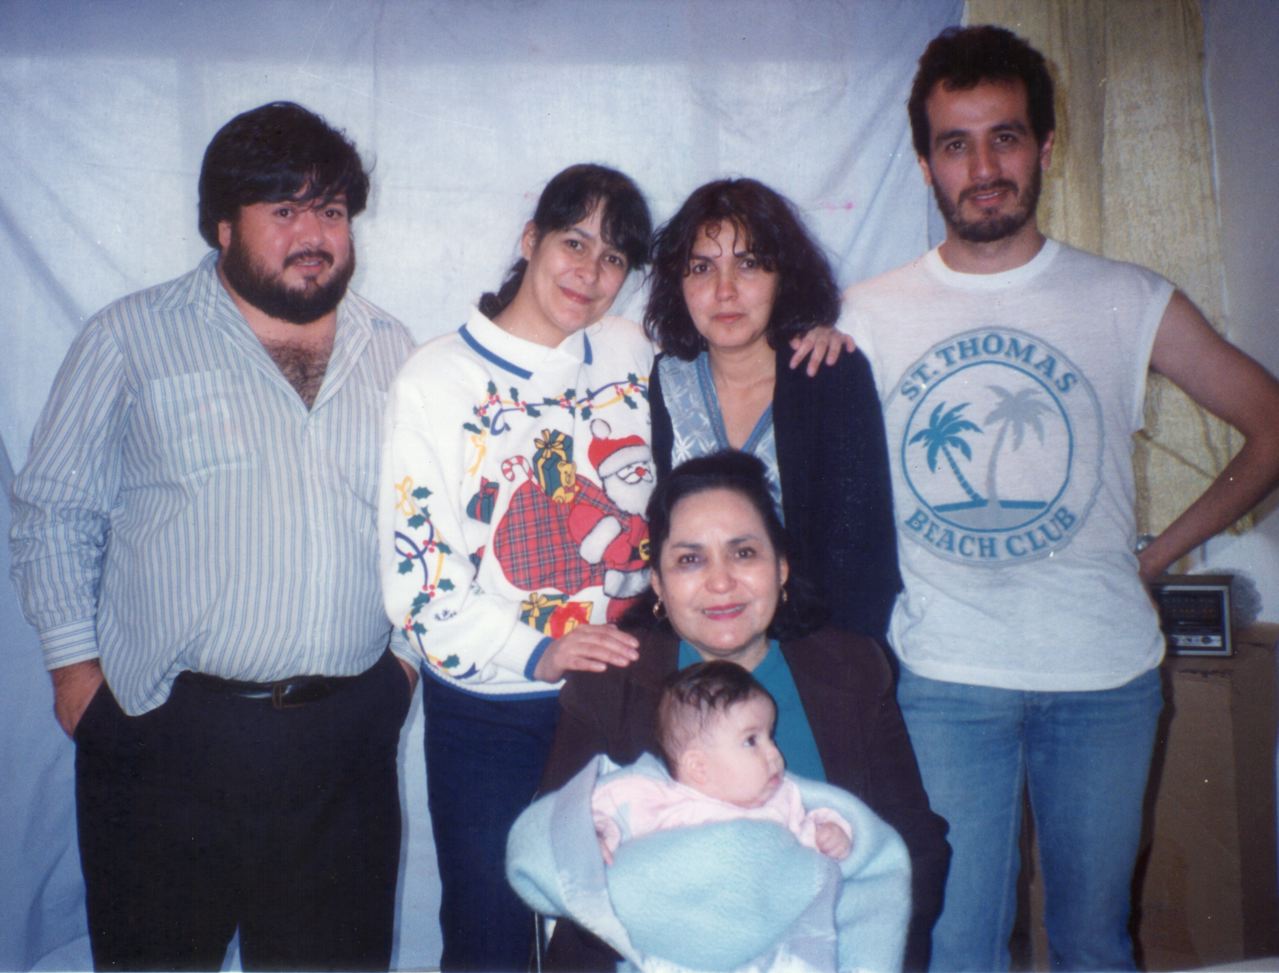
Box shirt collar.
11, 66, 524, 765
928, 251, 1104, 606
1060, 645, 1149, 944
162, 251, 368, 410
459, 306, 593, 380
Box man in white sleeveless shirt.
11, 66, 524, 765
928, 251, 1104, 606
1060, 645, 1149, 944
843, 25, 1279, 972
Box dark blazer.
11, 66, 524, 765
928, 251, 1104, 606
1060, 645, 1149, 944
650, 347, 903, 641
540, 627, 950, 972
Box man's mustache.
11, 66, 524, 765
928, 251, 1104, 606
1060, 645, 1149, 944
960, 180, 1019, 203
284, 250, 335, 268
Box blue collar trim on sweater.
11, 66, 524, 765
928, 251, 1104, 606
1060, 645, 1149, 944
459, 324, 533, 379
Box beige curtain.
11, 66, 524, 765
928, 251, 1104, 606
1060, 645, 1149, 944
965, 0, 1245, 544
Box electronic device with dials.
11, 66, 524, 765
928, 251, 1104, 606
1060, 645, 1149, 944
1150, 574, 1233, 657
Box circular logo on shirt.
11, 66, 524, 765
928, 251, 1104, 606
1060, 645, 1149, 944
885, 327, 1103, 566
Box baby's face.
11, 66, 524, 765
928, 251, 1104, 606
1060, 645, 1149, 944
694, 694, 785, 808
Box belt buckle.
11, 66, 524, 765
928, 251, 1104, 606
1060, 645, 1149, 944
271, 681, 301, 710
271, 677, 334, 709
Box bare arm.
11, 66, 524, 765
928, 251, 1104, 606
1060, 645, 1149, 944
51, 659, 105, 737
1137, 291, 1279, 582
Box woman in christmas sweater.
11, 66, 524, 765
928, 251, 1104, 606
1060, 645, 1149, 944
380, 164, 657, 971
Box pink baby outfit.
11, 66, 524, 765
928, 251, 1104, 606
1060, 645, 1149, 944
591, 770, 853, 859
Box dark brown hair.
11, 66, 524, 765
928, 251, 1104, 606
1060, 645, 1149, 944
644, 179, 840, 360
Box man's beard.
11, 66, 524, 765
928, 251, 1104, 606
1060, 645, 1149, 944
220, 235, 355, 325
933, 164, 1042, 244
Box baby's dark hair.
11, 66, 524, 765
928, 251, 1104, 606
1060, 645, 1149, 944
654, 661, 775, 775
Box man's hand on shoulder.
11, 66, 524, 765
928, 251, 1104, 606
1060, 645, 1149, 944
788, 325, 856, 376
51, 659, 105, 738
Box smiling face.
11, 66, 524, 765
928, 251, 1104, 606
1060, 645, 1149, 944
685, 692, 785, 808
217, 196, 354, 325
920, 79, 1053, 255
501, 204, 630, 348
680, 220, 779, 360
650, 487, 788, 671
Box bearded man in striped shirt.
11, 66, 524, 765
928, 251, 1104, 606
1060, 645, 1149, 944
9, 101, 417, 972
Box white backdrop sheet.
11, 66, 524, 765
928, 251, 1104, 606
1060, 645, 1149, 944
0, 1, 960, 969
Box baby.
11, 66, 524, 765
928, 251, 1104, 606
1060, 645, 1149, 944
591, 660, 853, 865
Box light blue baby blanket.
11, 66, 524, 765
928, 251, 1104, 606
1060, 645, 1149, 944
507, 753, 911, 972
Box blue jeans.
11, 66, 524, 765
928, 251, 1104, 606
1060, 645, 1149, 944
423, 677, 560, 972
897, 667, 1163, 972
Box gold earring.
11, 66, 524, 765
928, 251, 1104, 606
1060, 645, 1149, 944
780, 587, 789, 605
652, 598, 665, 620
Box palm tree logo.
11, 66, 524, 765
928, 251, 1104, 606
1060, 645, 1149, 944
909, 401, 985, 510
909, 387, 1059, 530
982, 385, 1055, 513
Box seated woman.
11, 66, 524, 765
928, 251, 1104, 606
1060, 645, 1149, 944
511, 657, 909, 973
532, 451, 949, 971
646, 178, 901, 640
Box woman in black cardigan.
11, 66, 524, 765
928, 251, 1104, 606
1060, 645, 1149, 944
645, 177, 901, 640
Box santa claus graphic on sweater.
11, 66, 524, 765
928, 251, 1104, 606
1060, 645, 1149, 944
569, 419, 653, 606
490, 419, 654, 627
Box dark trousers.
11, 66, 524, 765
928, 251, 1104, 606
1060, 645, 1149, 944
423, 677, 559, 972
74, 651, 412, 972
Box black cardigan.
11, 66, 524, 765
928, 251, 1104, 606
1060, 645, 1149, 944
649, 347, 903, 641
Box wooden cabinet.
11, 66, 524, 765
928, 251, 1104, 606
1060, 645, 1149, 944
1137, 628, 1279, 969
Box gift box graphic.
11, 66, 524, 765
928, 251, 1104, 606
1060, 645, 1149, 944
465, 477, 499, 524
532, 430, 580, 503
520, 591, 592, 637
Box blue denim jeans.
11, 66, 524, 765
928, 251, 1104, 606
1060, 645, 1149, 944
423, 677, 560, 972
897, 667, 1163, 972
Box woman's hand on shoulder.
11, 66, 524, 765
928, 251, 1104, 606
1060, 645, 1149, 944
533, 624, 640, 683
788, 325, 856, 376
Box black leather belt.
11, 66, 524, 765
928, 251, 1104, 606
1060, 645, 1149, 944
180, 671, 355, 709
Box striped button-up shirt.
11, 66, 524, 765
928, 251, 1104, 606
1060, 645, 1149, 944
9, 252, 415, 714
